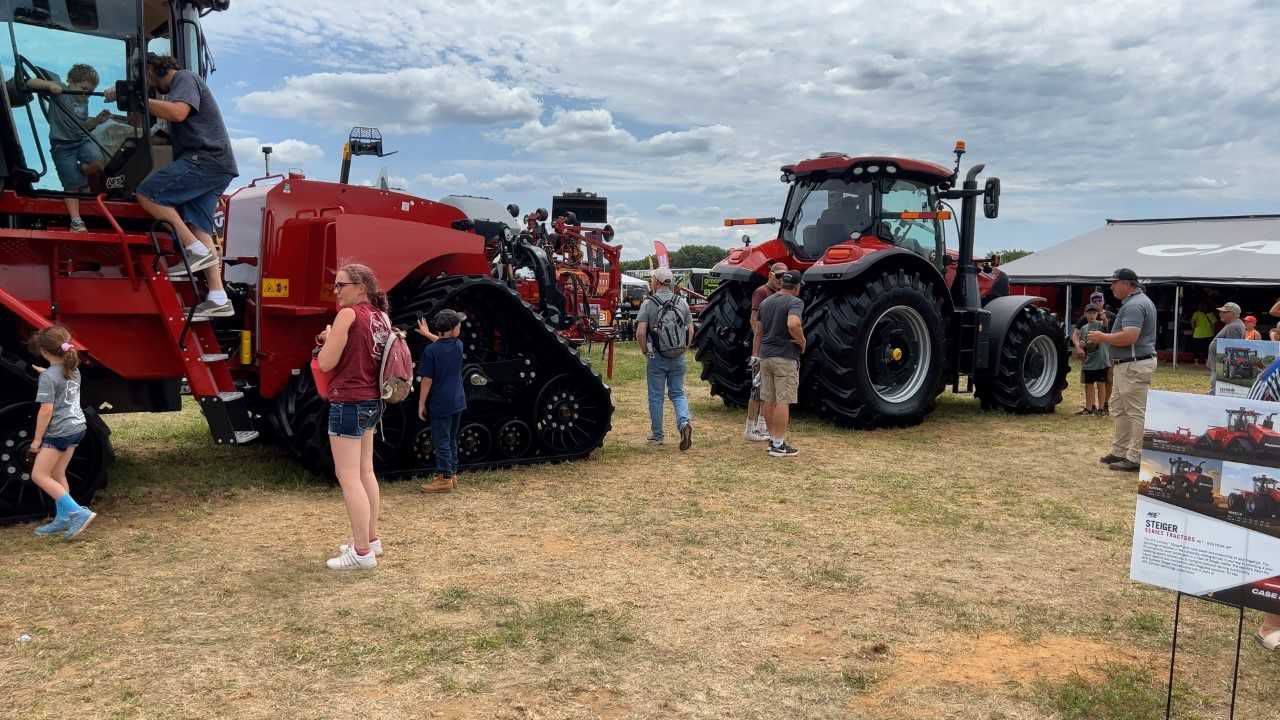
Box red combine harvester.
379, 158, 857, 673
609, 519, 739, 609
0, 1, 612, 524
694, 143, 1068, 427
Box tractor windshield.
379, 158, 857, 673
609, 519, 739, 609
781, 178, 875, 260
880, 179, 944, 264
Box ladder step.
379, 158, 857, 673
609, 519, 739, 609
233, 430, 259, 445
200, 353, 229, 363
217, 391, 244, 402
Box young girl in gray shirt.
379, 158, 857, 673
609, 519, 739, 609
27, 325, 96, 539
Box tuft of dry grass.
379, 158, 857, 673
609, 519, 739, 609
1, 345, 1274, 719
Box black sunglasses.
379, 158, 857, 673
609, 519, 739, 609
333, 281, 357, 290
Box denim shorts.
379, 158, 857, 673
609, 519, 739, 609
328, 400, 382, 439
42, 429, 86, 451
52, 139, 100, 191
136, 154, 235, 235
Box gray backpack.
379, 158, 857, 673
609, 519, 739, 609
647, 294, 689, 358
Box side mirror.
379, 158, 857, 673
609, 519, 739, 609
983, 177, 1001, 219
507, 203, 519, 218
602, 224, 614, 240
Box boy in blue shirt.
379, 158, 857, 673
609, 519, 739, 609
417, 309, 467, 493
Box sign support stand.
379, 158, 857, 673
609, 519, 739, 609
1164, 591, 1245, 720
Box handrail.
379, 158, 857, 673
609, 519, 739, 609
94, 193, 137, 288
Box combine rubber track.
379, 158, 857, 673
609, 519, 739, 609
692, 279, 759, 408
275, 276, 613, 478
0, 401, 112, 525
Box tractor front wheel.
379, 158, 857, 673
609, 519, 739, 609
0, 401, 113, 524
802, 268, 946, 428
976, 306, 1069, 414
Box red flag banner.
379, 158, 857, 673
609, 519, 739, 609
654, 240, 670, 269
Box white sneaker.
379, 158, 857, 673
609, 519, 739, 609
326, 545, 377, 570
338, 538, 383, 556
744, 429, 771, 442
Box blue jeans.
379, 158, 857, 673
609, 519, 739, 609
431, 411, 463, 476
646, 353, 691, 440
136, 154, 236, 235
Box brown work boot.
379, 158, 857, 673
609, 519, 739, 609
420, 476, 454, 494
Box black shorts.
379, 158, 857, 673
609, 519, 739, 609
1081, 367, 1108, 384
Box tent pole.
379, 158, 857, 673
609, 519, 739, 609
1065, 285, 1072, 338
1173, 284, 1180, 370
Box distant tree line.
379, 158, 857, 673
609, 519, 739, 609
619, 244, 730, 272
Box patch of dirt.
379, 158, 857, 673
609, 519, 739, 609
853, 632, 1150, 708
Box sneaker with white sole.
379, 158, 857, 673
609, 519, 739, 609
338, 538, 383, 557
171, 248, 218, 276
326, 545, 377, 570
63, 509, 97, 539
34, 516, 70, 536
69, 218, 88, 232
192, 299, 235, 318
768, 442, 799, 458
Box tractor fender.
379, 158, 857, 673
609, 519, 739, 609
979, 295, 1048, 373
801, 248, 952, 310
709, 238, 794, 284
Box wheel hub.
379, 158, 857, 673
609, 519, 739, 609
866, 306, 931, 404
1022, 335, 1060, 398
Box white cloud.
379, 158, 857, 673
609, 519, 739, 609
229, 137, 325, 176
475, 174, 553, 192
416, 172, 468, 187
236, 66, 541, 133
499, 108, 733, 157
656, 203, 679, 215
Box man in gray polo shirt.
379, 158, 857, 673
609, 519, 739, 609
1088, 268, 1157, 472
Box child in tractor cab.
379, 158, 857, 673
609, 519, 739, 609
25, 325, 97, 539
5, 63, 113, 232
417, 310, 468, 494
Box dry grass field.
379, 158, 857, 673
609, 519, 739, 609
2, 345, 1275, 719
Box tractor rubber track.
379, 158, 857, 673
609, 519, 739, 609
974, 305, 1069, 414
693, 279, 760, 408
277, 275, 612, 479
0, 400, 113, 525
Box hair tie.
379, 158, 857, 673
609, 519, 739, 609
60, 342, 72, 352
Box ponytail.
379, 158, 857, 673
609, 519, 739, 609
28, 325, 79, 379
372, 291, 389, 314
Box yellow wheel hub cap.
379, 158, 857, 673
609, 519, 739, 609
891, 348, 904, 362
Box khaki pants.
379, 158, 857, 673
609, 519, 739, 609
1110, 357, 1157, 462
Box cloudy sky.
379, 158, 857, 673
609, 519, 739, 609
197, 0, 1278, 259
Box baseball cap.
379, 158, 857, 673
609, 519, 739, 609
652, 268, 674, 285
1216, 302, 1241, 314
769, 262, 789, 275
1245, 315, 1257, 324
779, 270, 803, 288
1108, 268, 1139, 282
1089, 291, 1105, 303
431, 309, 466, 332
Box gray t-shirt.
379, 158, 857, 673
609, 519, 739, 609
6, 69, 89, 145
1209, 318, 1246, 358
36, 364, 87, 438
636, 288, 692, 357
166, 70, 238, 175
1110, 289, 1157, 360
759, 292, 805, 360
1081, 320, 1111, 370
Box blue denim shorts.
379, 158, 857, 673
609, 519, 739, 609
328, 400, 382, 439
52, 139, 100, 191
136, 154, 235, 235
42, 429, 86, 451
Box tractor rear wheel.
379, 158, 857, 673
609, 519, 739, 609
975, 306, 1068, 414
693, 279, 760, 408
0, 402, 112, 524
802, 268, 946, 428
1228, 494, 1243, 512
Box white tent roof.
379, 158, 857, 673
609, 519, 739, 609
1002, 215, 1280, 286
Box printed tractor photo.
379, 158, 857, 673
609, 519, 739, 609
1227, 474, 1280, 519
1221, 346, 1259, 381
1196, 407, 1280, 460
1147, 456, 1216, 504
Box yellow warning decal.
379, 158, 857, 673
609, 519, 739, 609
262, 278, 290, 298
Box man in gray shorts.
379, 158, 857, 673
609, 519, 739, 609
745, 262, 788, 441
757, 271, 806, 457
1088, 268, 1157, 472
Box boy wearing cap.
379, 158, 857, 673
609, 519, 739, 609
757, 271, 806, 457
1073, 306, 1110, 415
417, 309, 467, 493
745, 262, 790, 441
1088, 268, 1157, 472
1243, 315, 1261, 341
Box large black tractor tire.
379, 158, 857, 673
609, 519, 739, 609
0, 402, 112, 525
275, 275, 613, 480
800, 268, 947, 428
975, 305, 1069, 414
693, 279, 761, 408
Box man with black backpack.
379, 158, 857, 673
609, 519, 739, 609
636, 268, 694, 451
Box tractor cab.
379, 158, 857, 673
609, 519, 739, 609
1227, 408, 1261, 433
777, 154, 953, 268
1257, 476, 1278, 493
0, 0, 225, 204
1170, 457, 1200, 475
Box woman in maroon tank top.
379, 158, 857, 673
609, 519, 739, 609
315, 263, 390, 570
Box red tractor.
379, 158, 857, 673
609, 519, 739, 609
1227, 475, 1280, 519
1198, 408, 1280, 456
1222, 346, 1259, 381
1148, 457, 1215, 504
694, 143, 1068, 426
0, 1, 612, 524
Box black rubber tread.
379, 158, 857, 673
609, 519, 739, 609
974, 305, 1070, 414
692, 279, 761, 408
277, 275, 613, 479
0, 401, 113, 525
799, 268, 947, 428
